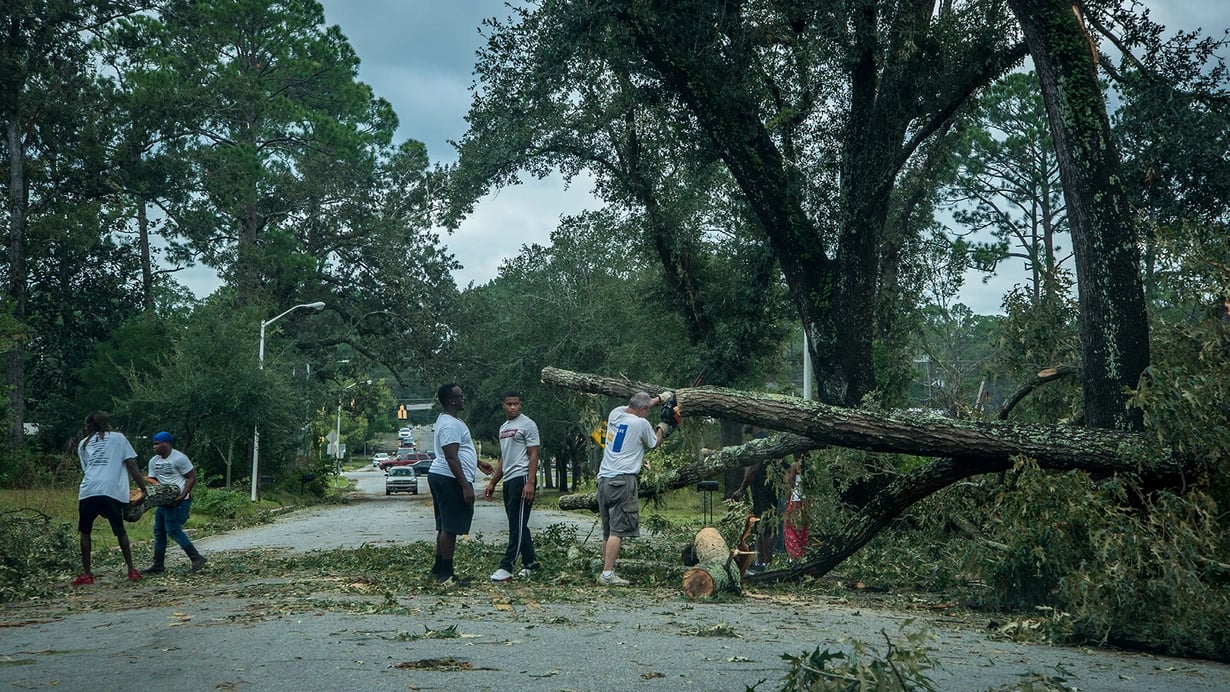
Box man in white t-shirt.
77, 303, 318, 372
74, 412, 148, 586
427, 383, 493, 585
142, 431, 207, 574
595, 391, 675, 586
484, 391, 542, 582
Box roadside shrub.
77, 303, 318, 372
0, 452, 79, 490
193, 482, 249, 518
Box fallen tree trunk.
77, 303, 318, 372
541, 367, 1188, 484
542, 366, 1199, 583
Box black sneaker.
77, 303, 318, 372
436, 574, 471, 587
746, 562, 769, 576
140, 564, 165, 575
190, 555, 208, 572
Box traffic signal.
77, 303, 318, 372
397, 404, 408, 420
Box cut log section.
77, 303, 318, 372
124, 483, 182, 522
693, 527, 727, 563
681, 527, 743, 599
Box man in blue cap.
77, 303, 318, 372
142, 431, 207, 574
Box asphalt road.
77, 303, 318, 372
3, 469, 1229, 691
195, 467, 603, 552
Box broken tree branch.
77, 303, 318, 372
998, 364, 1080, 420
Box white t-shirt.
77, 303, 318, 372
148, 449, 194, 499
430, 412, 478, 482
77, 432, 138, 502
598, 406, 657, 478
498, 414, 540, 482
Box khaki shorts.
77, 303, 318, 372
597, 474, 640, 538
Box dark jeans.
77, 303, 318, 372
499, 476, 537, 571
153, 498, 198, 557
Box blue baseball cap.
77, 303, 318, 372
152, 431, 174, 444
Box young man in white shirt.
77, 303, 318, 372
484, 391, 542, 581
142, 431, 207, 574
74, 413, 148, 585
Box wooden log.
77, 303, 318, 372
124, 483, 181, 522
692, 527, 726, 562
681, 527, 742, 599
682, 562, 739, 599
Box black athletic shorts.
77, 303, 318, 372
428, 472, 475, 535
78, 495, 128, 536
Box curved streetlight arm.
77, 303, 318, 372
252, 301, 327, 502
257, 301, 327, 370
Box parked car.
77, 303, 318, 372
371, 452, 390, 468
380, 451, 434, 471
384, 466, 418, 495
411, 455, 435, 476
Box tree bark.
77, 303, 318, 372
541, 367, 1187, 485
6, 116, 28, 449
1007, 0, 1151, 431
138, 199, 155, 317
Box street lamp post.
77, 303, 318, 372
251, 301, 326, 502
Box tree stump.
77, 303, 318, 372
681, 527, 742, 599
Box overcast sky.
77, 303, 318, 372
317, 0, 593, 289
182, 1, 1227, 316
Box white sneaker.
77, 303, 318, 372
597, 572, 629, 586
490, 568, 514, 582
516, 568, 532, 578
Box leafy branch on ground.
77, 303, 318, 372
769, 623, 938, 691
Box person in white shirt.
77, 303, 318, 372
484, 391, 542, 582
427, 383, 493, 585
595, 391, 675, 586
73, 412, 148, 585
142, 431, 207, 574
